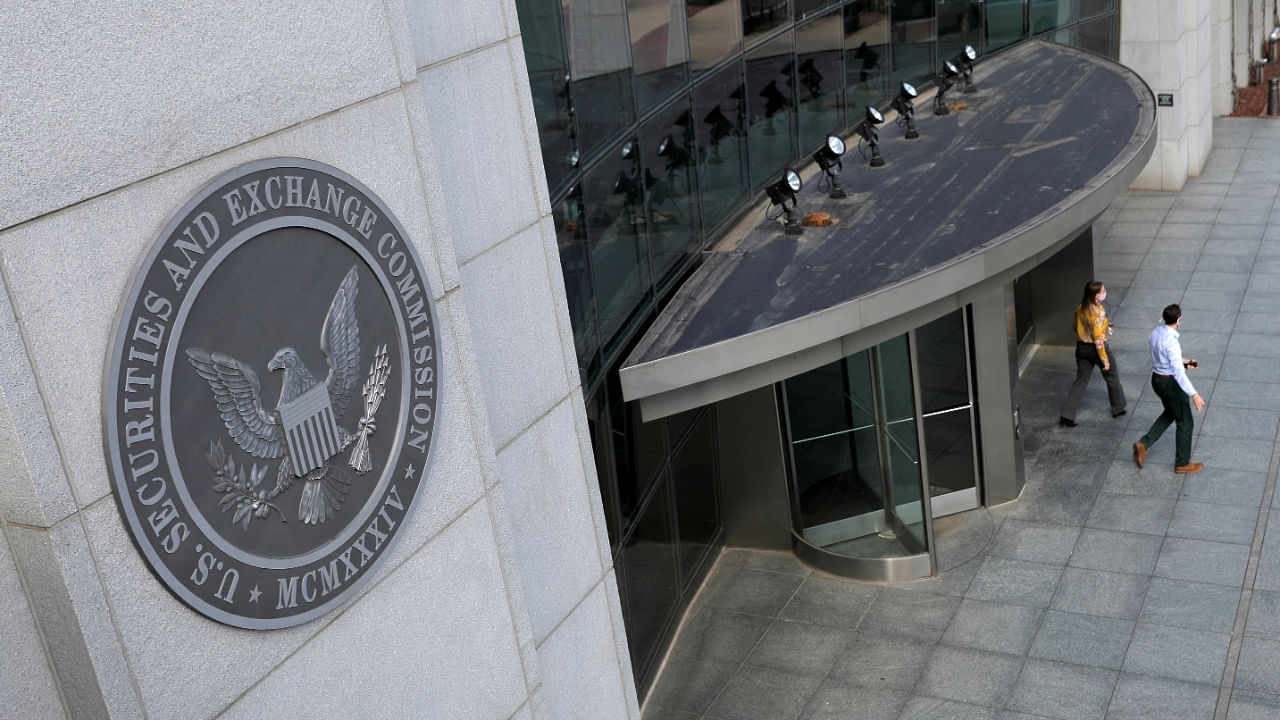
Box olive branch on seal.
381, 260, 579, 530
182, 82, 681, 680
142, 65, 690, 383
207, 439, 287, 530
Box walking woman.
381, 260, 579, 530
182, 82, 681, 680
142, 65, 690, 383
1060, 280, 1126, 427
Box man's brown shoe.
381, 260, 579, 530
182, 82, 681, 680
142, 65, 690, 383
1174, 462, 1204, 474
1133, 442, 1146, 469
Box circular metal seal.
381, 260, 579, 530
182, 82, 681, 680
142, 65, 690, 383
104, 159, 440, 629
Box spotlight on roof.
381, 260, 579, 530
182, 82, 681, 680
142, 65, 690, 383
812, 134, 847, 199
764, 168, 804, 235
853, 106, 885, 168
955, 45, 978, 93
891, 82, 919, 139
935, 60, 960, 116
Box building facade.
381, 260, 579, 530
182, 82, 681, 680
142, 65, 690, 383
0, 1, 1270, 718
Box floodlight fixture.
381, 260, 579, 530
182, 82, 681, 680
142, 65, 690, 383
935, 60, 960, 116
891, 82, 919, 139
853, 106, 885, 168
764, 168, 804, 235
955, 45, 978, 93
812, 134, 847, 199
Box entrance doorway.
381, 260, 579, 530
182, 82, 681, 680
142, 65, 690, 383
780, 308, 980, 580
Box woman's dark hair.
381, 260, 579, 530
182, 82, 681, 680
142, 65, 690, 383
1080, 280, 1104, 308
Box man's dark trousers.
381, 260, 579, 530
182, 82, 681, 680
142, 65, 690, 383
1140, 374, 1193, 467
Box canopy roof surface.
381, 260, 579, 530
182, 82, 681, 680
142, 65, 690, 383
620, 41, 1156, 419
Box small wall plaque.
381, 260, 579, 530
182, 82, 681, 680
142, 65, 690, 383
1157, 93, 1174, 107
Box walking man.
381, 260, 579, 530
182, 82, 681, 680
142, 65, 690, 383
1133, 304, 1205, 473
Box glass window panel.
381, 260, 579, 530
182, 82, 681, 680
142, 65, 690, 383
1030, 0, 1073, 34
692, 63, 749, 231
640, 97, 702, 284
794, 0, 836, 23
586, 389, 622, 555
785, 359, 852, 441
890, 0, 935, 91
745, 33, 797, 189
671, 411, 719, 586
915, 310, 969, 413
688, 0, 742, 72
554, 184, 600, 376
742, 0, 789, 46
629, 0, 692, 108
620, 472, 679, 676
609, 373, 670, 525
1045, 26, 1074, 46
790, 425, 883, 527
936, 0, 980, 67
582, 138, 653, 342
666, 405, 703, 445
516, 0, 577, 192
795, 13, 844, 152
984, 0, 1027, 52
1076, 14, 1115, 58
844, 1, 890, 121
564, 0, 637, 155
1078, 0, 1113, 19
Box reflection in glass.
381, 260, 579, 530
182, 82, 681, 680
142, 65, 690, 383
936, 0, 980, 73
688, 0, 742, 72
640, 98, 702, 286
564, 0, 636, 155
1076, 14, 1114, 58
746, 34, 796, 190
629, 0, 692, 107
914, 311, 978, 499
984, 0, 1027, 52
1031, 0, 1074, 35
795, 12, 844, 153
1078, 0, 1113, 19
609, 371, 670, 528
794, 0, 836, 23
554, 184, 600, 379
583, 139, 653, 342
671, 410, 718, 587
843, 1, 889, 123
516, 0, 577, 193
890, 0, 935, 92
742, 0, 788, 46
620, 471, 679, 676
693, 63, 749, 230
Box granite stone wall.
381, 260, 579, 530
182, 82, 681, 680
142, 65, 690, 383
0, 2, 636, 718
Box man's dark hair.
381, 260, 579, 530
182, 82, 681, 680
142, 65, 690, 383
1163, 304, 1182, 325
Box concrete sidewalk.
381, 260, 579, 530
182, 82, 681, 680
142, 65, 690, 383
643, 117, 1280, 720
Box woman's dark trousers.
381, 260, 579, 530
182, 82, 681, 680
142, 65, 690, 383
1061, 341, 1126, 422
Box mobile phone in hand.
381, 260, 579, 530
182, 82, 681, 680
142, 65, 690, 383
1185, 359, 1198, 368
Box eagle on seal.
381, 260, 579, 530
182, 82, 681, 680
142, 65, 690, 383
185, 266, 365, 525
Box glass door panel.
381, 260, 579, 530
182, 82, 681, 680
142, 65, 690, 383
915, 310, 979, 516
783, 334, 931, 575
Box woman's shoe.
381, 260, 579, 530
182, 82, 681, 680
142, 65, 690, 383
1059, 417, 1077, 427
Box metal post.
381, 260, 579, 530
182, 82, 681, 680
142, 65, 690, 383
1269, 77, 1280, 116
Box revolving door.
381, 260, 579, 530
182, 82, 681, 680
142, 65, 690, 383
781, 309, 980, 580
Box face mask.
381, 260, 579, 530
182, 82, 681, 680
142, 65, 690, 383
1098, 291, 1106, 302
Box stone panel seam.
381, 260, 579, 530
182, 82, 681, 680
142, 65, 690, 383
414, 37, 512, 74
0, 250, 85, 525
398, 77, 464, 297
492, 390, 582, 457
530, 574, 613, 653
0, 85, 410, 236
484, 485, 544, 703
505, 37, 554, 217
0, 521, 73, 719
67, 496, 151, 718
379, 0, 419, 83
433, 291, 504, 488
